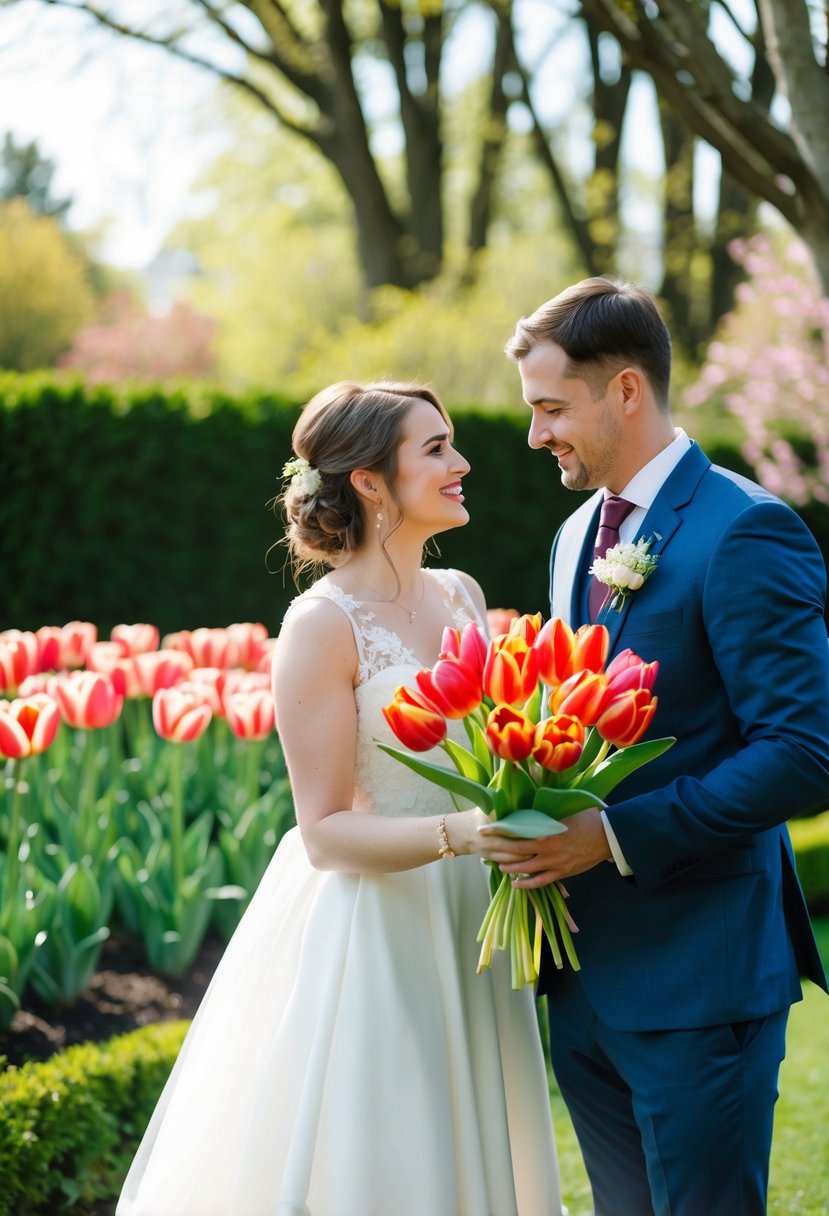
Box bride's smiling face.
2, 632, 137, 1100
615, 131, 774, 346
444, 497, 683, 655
388, 398, 471, 535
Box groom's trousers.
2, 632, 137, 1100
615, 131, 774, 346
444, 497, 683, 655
546, 967, 789, 1216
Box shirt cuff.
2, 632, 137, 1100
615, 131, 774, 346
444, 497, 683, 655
600, 810, 633, 876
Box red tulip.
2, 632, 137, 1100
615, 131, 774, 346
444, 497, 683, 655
605, 649, 659, 697
534, 617, 575, 687
596, 688, 658, 748
439, 621, 488, 674
134, 649, 194, 697
507, 612, 543, 644
58, 621, 97, 669
227, 622, 270, 671
0, 694, 61, 758
111, 623, 160, 656
0, 631, 40, 693
35, 626, 61, 673
485, 705, 536, 762
54, 671, 124, 729
184, 667, 227, 715
532, 714, 584, 772
152, 686, 213, 743
165, 627, 237, 669
416, 655, 483, 718
483, 635, 541, 706
383, 686, 447, 752
18, 673, 62, 698
221, 669, 271, 703
225, 689, 276, 741
549, 669, 610, 726
88, 641, 141, 698
485, 608, 519, 639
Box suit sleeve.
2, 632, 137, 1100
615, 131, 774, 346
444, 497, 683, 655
605, 499, 829, 892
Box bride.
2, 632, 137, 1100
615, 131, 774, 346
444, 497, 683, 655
116, 381, 563, 1216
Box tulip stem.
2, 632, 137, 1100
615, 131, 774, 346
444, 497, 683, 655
2, 759, 26, 915
79, 729, 99, 835
574, 738, 612, 785
169, 745, 185, 920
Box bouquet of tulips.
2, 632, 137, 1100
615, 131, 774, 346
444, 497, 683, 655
381, 613, 674, 988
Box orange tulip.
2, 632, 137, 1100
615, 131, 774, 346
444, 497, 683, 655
0, 694, 61, 758
416, 655, 483, 719
507, 613, 544, 644
570, 623, 609, 674
532, 714, 584, 772
534, 617, 575, 687
152, 686, 213, 743
483, 635, 541, 706
596, 688, 658, 748
485, 705, 536, 762
225, 689, 276, 741
111, 623, 161, 656
54, 671, 124, 729
549, 669, 610, 726
383, 686, 446, 752
134, 649, 194, 697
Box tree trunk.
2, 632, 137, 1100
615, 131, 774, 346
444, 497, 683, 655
658, 108, 697, 358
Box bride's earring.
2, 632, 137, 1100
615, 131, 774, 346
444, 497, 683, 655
376, 510, 383, 530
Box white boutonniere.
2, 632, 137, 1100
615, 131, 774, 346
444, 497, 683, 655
590, 537, 659, 612
282, 456, 322, 498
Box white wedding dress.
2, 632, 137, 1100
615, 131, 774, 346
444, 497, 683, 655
117, 569, 562, 1216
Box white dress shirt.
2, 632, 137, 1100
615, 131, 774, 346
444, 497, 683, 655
599, 428, 691, 875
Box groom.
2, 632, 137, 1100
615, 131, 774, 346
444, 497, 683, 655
500, 278, 829, 1215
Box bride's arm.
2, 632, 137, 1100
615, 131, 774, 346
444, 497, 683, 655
272, 597, 536, 875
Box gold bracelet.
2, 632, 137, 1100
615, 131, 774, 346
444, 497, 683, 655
437, 814, 456, 860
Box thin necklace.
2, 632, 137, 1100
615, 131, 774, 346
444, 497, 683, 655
348, 572, 425, 624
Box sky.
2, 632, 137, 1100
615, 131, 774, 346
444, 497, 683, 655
0, 0, 748, 272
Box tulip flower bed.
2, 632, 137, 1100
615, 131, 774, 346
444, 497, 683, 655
0, 620, 293, 1030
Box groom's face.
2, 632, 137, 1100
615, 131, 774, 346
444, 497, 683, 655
519, 342, 623, 493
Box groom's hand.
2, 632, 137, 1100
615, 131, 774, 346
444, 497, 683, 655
481, 808, 612, 886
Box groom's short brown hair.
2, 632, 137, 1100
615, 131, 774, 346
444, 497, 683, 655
505, 277, 672, 408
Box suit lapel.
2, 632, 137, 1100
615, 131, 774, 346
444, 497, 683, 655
551, 492, 602, 626
601, 442, 711, 650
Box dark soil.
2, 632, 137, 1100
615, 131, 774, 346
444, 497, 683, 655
0, 933, 224, 1068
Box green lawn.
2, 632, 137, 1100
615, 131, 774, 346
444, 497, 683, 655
548, 918, 829, 1216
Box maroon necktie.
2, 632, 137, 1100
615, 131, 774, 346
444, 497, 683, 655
588, 495, 635, 621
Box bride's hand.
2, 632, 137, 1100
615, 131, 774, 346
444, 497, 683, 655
445, 809, 541, 867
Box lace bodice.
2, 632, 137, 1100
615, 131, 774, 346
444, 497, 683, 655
289, 569, 485, 818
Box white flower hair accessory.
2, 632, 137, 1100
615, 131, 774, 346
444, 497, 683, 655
282, 456, 322, 498
590, 536, 659, 612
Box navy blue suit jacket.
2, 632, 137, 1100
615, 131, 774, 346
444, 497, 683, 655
541, 441, 829, 1030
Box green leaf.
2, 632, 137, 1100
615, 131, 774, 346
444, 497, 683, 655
531, 786, 606, 819
377, 744, 494, 813
483, 809, 568, 839
442, 738, 490, 784
578, 736, 676, 799
464, 717, 494, 774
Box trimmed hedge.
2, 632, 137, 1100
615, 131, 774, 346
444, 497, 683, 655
0, 1019, 188, 1215
791, 811, 829, 916
4, 374, 829, 634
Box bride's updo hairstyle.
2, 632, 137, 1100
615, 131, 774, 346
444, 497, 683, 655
282, 380, 450, 572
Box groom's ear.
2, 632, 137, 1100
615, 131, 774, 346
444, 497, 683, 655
616, 367, 646, 416
349, 469, 380, 504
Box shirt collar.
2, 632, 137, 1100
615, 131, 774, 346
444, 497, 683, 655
615, 429, 691, 510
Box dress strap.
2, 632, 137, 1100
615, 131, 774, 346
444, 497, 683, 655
427, 568, 487, 631
287, 584, 370, 674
